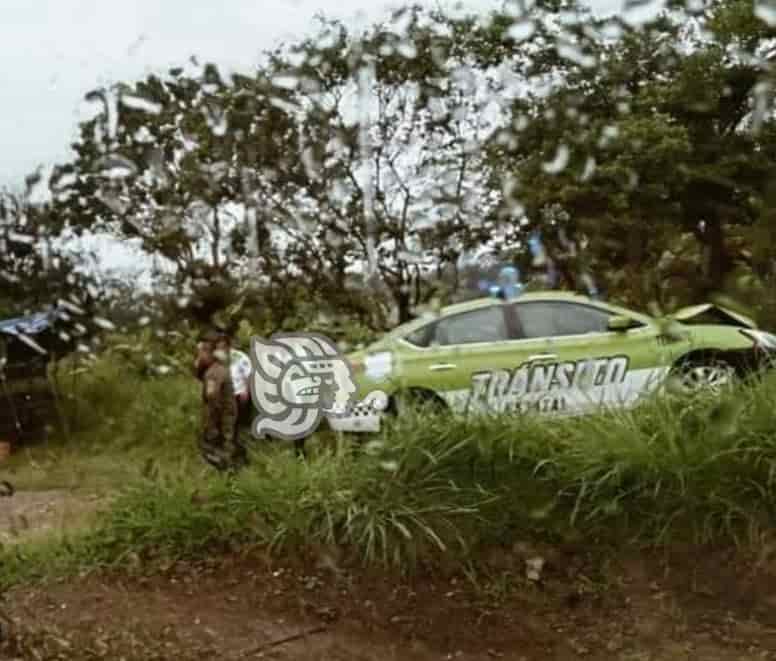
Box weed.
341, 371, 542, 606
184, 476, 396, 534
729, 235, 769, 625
4, 351, 776, 586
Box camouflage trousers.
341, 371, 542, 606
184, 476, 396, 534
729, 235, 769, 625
199, 432, 248, 472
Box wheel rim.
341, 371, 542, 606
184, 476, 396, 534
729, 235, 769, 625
679, 363, 735, 393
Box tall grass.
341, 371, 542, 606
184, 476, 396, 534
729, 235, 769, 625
4, 350, 776, 586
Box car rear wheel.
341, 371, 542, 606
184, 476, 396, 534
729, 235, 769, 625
388, 389, 447, 419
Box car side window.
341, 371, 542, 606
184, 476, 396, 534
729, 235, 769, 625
431, 306, 509, 346
514, 301, 614, 338
404, 324, 433, 347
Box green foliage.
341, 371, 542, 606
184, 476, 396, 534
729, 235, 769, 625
6, 361, 776, 586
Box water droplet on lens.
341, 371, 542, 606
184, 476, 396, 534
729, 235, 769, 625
756, 0, 776, 26
93, 317, 116, 331
120, 94, 162, 115
7, 231, 35, 245
272, 75, 299, 90
96, 154, 138, 180
508, 19, 535, 42
542, 145, 570, 174
203, 104, 228, 136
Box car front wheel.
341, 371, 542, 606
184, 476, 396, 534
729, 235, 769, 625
672, 357, 736, 395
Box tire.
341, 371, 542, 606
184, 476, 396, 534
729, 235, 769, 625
671, 356, 737, 396
388, 389, 447, 419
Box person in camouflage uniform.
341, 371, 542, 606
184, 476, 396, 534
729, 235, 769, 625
215, 333, 251, 468
194, 331, 243, 472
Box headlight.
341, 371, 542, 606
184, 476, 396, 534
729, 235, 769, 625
363, 351, 394, 381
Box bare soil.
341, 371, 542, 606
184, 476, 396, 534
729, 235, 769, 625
2, 489, 776, 659
0, 488, 106, 547
3, 537, 776, 660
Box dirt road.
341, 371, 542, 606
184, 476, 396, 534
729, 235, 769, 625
3, 538, 776, 660
0, 488, 106, 546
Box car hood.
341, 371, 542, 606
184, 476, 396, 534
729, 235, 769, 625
673, 303, 757, 329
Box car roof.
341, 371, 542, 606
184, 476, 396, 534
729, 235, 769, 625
439, 290, 604, 316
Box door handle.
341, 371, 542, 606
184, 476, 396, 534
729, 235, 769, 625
429, 363, 457, 371
528, 353, 558, 362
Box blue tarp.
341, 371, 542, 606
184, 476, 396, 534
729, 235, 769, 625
0, 310, 56, 337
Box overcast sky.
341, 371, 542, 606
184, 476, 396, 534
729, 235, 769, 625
0, 0, 632, 189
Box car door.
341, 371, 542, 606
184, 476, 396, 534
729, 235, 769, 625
396, 303, 529, 413
509, 300, 667, 415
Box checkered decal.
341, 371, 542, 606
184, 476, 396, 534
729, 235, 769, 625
347, 400, 383, 417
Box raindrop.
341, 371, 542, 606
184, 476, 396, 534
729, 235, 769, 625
397, 41, 417, 58
57, 299, 85, 315
58, 331, 71, 342
7, 231, 35, 245
380, 460, 399, 472
301, 147, 320, 181
93, 317, 116, 331
623, 0, 666, 27
272, 75, 299, 90
120, 94, 162, 115
580, 157, 596, 182
155, 365, 172, 376
134, 126, 154, 143
751, 81, 771, 133
557, 42, 596, 68
138, 316, 151, 326
542, 145, 570, 174
316, 31, 338, 49
203, 104, 228, 137
598, 125, 619, 148
16, 333, 47, 355
51, 172, 77, 191
755, 0, 776, 26
77, 343, 91, 354
508, 19, 535, 42
96, 154, 138, 180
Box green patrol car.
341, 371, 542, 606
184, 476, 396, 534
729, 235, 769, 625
327, 291, 776, 433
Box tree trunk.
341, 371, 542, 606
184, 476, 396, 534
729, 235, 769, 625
704, 213, 727, 293
396, 284, 412, 324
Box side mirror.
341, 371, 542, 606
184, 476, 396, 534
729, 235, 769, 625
608, 315, 637, 331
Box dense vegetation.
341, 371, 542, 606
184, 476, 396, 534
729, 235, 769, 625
4, 0, 776, 588
2, 347, 776, 586
3, 0, 776, 337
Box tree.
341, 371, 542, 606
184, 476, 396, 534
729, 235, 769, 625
262, 9, 508, 322
490, 0, 776, 306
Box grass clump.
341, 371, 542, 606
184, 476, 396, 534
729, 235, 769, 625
4, 353, 776, 586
